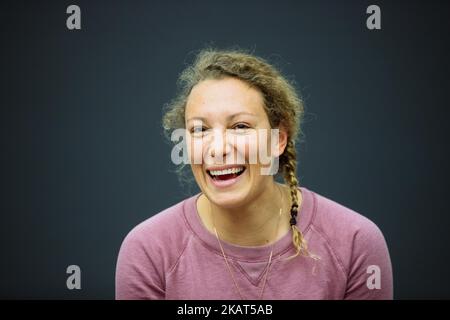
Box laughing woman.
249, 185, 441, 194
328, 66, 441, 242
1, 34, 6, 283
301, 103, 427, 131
115, 48, 393, 300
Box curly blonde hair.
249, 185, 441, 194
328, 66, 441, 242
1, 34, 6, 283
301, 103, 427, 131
162, 46, 313, 259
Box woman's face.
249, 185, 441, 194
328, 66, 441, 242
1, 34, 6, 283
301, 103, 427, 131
185, 77, 287, 208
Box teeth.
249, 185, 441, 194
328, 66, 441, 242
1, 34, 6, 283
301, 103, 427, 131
209, 167, 244, 176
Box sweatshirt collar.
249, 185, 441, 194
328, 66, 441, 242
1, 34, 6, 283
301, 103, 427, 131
183, 186, 315, 261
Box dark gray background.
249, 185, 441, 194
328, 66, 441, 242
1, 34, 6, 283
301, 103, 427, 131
1, 0, 449, 299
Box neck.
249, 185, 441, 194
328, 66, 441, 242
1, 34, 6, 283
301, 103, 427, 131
198, 182, 294, 247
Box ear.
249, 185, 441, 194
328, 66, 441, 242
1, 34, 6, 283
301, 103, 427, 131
273, 124, 288, 158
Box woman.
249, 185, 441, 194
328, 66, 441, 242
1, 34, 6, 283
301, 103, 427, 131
115, 48, 393, 300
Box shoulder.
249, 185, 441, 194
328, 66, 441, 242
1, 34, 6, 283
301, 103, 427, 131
126, 198, 188, 241
307, 189, 393, 299
115, 196, 198, 299
310, 190, 385, 243
308, 189, 390, 273
117, 195, 195, 274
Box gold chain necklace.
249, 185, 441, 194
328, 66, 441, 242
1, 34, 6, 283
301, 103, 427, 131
211, 184, 284, 300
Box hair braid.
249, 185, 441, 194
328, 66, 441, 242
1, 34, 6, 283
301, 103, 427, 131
283, 140, 315, 259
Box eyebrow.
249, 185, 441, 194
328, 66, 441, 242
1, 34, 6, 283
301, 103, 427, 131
186, 112, 257, 123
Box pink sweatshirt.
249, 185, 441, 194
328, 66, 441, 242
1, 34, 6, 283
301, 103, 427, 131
115, 186, 393, 299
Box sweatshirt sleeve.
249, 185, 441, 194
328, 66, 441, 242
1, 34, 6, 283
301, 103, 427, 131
344, 219, 393, 300
115, 228, 165, 300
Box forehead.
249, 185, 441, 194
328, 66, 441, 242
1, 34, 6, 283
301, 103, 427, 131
185, 77, 265, 118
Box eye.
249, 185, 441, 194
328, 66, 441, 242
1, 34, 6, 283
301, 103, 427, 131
190, 125, 208, 135
232, 123, 250, 130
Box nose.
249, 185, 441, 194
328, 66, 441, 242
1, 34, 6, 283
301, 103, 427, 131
207, 129, 233, 162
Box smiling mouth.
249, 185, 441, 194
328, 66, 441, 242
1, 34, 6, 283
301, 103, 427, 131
206, 166, 246, 181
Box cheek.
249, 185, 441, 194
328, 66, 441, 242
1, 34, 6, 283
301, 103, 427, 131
233, 133, 258, 164
234, 131, 274, 166
186, 135, 204, 165
191, 164, 204, 178
256, 128, 279, 172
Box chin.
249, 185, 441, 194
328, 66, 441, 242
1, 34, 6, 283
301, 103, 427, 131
208, 192, 249, 209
